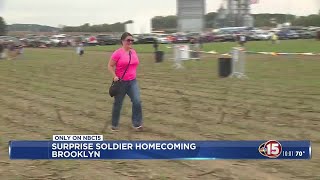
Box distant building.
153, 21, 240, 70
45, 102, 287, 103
215, 0, 254, 28
215, 5, 227, 27
176, 0, 205, 32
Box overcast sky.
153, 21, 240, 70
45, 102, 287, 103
0, 0, 319, 27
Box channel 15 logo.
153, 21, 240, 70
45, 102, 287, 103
259, 140, 282, 158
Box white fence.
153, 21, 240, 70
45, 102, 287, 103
172, 44, 200, 69
230, 47, 248, 79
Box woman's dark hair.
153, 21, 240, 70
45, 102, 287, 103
121, 32, 133, 41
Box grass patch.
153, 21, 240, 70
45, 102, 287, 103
70, 39, 320, 54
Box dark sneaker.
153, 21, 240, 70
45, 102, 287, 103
111, 126, 119, 132
133, 125, 143, 132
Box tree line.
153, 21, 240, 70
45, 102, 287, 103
61, 21, 133, 32
8, 24, 59, 32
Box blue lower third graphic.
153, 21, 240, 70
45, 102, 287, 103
8, 140, 311, 160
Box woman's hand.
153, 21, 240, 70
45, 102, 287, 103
113, 76, 120, 81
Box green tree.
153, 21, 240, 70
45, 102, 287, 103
110, 22, 125, 32
253, 14, 296, 27
292, 14, 320, 26
152, 16, 177, 30
205, 12, 217, 28
0, 17, 7, 35
61, 22, 126, 33
79, 23, 90, 32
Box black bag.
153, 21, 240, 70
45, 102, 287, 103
109, 51, 132, 97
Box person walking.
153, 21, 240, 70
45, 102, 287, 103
153, 38, 159, 52
271, 32, 279, 44
0, 40, 4, 59
76, 42, 84, 56
107, 32, 143, 132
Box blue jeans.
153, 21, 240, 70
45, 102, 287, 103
111, 79, 143, 128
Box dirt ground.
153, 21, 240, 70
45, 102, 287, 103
0, 48, 319, 180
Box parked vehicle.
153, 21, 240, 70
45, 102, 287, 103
50, 35, 68, 47
296, 30, 314, 39
199, 32, 215, 42
0, 36, 22, 47
132, 34, 140, 44
252, 31, 272, 40
276, 31, 289, 40
308, 28, 320, 39
216, 32, 235, 42
136, 34, 156, 44
73, 35, 86, 44
30, 36, 52, 47
172, 33, 189, 43
186, 32, 201, 41
156, 34, 170, 44
286, 30, 300, 39
96, 34, 118, 45
86, 36, 98, 46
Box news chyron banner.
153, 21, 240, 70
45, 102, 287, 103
9, 135, 312, 160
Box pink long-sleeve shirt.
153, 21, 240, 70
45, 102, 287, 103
111, 48, 139, 81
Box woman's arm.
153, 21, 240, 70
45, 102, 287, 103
108, 58, 119, 81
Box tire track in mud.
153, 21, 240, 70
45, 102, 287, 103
1, 50, 318, 179
0, 101, 236, 179
0, 113, 140, 179
1, 79, 318, 144
0, 88, 209, 141
1, 71, 318, 134
1, 51, 318, 179
1, 75, 319, 132
1, 73, 320, 125
1, 66, 314, 111
2, 58, 320, 102
0, 81, 206, 142
0, 100, 210, 179
0, 96, 298, 154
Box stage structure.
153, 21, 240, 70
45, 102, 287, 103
176, 0, 205, 32
216, 0, 255, 27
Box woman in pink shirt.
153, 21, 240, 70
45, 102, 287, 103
108, 32, 143, 132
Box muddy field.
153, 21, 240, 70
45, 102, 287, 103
0, 48, 319, 180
